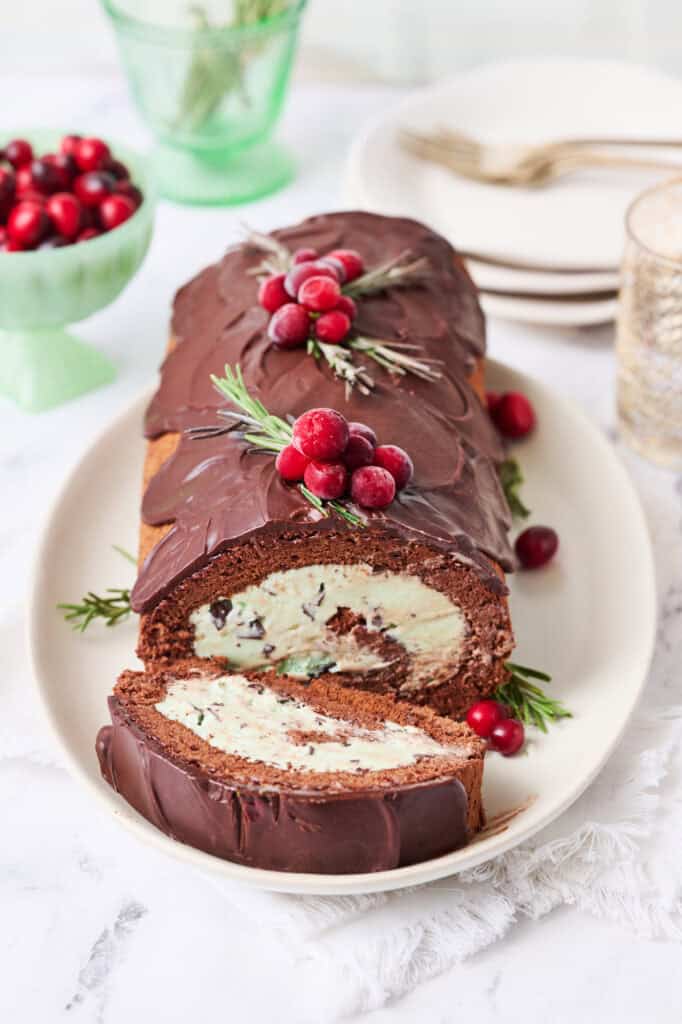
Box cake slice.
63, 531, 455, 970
97, 662, 485, 874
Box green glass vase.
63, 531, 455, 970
101, 0, 307, 205
0, 131, 155, 413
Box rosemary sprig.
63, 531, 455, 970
498, 457, 530, 519
243, 227, 292, 277
496, 662, 572, 733
209, 365, 366, 527
59, 588, 132, 632
350, 336, 442, 384
343, 252, 430, 298
308, 338, 374, 398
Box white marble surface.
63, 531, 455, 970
2, 74, 682, 1023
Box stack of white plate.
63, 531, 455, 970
345, 59, 682, 327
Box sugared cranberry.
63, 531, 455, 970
276, 444, 310, 482
99, 194, 136, 230
284, 260, 337, 298
30, 158, 61, 195
293, 408, 349, 461
106, 158, 129, 181
491, 391, 536, 439
75, 137, 110, 172
268, 302, 310, 349
74, 171, 116, 208
335, 294, 357, 321
343, 433, 375, 470
76, 227, 100, 243
5, 139, 33, 168
303, 460, 348, 500
372, 444, 413, 491
466, 700, 509, 739
292, 247, 318, 264
7, 201, 49, 249
348, 421, 377, 447
489, 718, 525, 756
258, 273, 289, 314
298, 275, 341, 313
315, 309, 350, 344
351, 465, 396, 509
46, 193, 82, 240
515, 526, 559, 569
60, 134, 82, 158
327, 248, 364, 282
114, 180, 143, 207
318, 256, 346, 283
45, 153, 77, 190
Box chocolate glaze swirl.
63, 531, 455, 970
132, 212, 513, 613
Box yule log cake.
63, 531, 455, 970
97, 211, 516, 873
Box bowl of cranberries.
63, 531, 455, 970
0, 132, 154, 412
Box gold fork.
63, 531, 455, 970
400, 128, 682, 187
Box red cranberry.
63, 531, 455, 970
3, 238, 23, 251
46, 193, 82, 240
489, 718, 525, 756
275, 444, 310, 482
4, 139, 33, 168
60, 134, 82, 158
327, 248, 364, 282
45, 153, 77, 190
491, 391, 536, 439
335, 294, 357, 321
292, 247, 318, 264
268, 302, 310, 348
486, 391, 502, 413
18, 189, 46, 207
75, 137, 110, 172
284, 260, 337, 298
14, 166, 34, 195
351, 465, 396, 509
99, 194, 136, 230
74, 171, 116, 207
515, 526, 559, 569
293, 408, 349, 461
348, 421, 377, 447
7, 201, 49, 249
0, 227, 5, 246
76, 227, 100, 243
318, 256, 347, 283
304, 460, 348, 500
0, 168, 15, 220
315, 309, 351, 344
258, 273, 289, 314
298, 275, 341, 313
466, 700, 509, 739
343, 433, 375, 470
372, 444, 413, 490
114, 180, 143, 207
106, 158, 129, 181
30, 158, 61, 195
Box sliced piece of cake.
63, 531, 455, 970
97, 662, 485, 874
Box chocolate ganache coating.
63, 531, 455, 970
132, 212, 513, 614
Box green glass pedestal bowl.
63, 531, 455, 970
0, 132, 155, 413
101, 0, 306, 205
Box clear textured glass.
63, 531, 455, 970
616, 179, 682, 469
101, 0, 307, 205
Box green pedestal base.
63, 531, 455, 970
0, 328, 116, 413
152, 139, 295, 206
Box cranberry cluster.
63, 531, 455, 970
487, 388, 559, 570
259, 246, 364, 349
0, 135, 143, 252
276, 408, 413, 511
466, 700, 525, 756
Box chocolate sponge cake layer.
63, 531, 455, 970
131, 212, 515, 718
97, 664, 485, 874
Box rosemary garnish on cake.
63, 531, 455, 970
245, 229, 441, 394
496, 662, 572, 732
